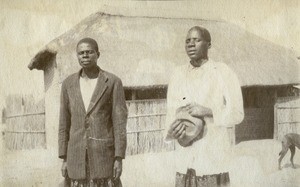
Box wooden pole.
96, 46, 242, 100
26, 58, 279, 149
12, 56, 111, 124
273, 89, 278, 140
131, 89, 137, 100
228, 126, 236, 146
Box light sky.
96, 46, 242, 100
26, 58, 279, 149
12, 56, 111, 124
0, 0, 299, 107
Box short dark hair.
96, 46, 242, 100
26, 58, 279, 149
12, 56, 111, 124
189, 26, 211, 43
77, 37, 99, 52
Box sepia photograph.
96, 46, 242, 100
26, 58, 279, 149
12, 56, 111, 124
0, 0, 299, 186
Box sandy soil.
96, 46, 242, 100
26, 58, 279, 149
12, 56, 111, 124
122, 139, 300, 187
0, 139, 299, 187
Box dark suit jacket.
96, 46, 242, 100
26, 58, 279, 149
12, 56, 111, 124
58, 68, 128, 180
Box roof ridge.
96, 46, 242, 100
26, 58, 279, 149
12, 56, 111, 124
93, 11, 225, 23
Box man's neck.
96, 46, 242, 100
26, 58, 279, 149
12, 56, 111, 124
81, 66, 100, 79
190, 58, 208, 68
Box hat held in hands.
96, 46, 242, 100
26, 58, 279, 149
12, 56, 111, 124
175, 106, 205, 147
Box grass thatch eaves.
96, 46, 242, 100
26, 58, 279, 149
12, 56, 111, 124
28, 12, 300, 88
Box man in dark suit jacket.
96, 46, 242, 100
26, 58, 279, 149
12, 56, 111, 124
58, 38, 128, 186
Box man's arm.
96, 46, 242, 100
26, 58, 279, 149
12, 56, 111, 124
111, 78, 128, 159
111, 78, 127, 180
58, 81, 71, 160
164, 68, 181, 141
214, 66, 244, 127
186, 102, 213, 118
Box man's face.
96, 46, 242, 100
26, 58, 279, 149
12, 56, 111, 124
185, 29, 210, 62
76, 42, 99, 69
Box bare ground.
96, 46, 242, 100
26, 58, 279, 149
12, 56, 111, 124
1, 140, 300, 187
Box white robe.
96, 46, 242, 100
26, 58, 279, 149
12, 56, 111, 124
164, 60, 244, 175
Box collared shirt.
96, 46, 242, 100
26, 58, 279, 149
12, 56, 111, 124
164, 60, 244, 140
80, 77, 98, 111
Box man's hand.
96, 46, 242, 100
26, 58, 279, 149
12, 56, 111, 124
113, 158, 122, 180
61, 161, 67, 178
185, 102, 212, 118
168, 120, 186, 139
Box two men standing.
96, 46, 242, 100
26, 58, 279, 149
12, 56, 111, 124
59, 25, 244, 186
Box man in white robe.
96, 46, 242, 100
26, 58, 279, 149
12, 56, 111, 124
164, 26, 244, 177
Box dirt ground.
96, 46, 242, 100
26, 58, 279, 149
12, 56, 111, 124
1, 139, 300, 187
122, 140, 300, 187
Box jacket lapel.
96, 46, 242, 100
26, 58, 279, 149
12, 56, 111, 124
86, 69, 108, 115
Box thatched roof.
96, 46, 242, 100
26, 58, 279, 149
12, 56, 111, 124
28, 12, 300, 88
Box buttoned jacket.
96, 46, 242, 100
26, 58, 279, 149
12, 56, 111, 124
58, 68, 128, 180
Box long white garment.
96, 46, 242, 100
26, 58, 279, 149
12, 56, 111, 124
80, 77, 98, 111
164, 60, 244, 174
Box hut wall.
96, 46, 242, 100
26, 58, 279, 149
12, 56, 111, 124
274, 96, 300, 141
126, 99, 175, 155
3, 95, 45, 150
125, 87, 167, 100
242, 87, 277, 108
277, 85, 300, 97
236, 108, 274, 143
44, 58, 61, 151
235, 87, 277, 143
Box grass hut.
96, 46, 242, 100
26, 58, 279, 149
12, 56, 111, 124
28, 12, 300, 152
274, 96, 300, 141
